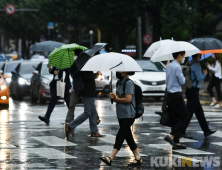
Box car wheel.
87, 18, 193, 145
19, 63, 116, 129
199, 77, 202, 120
16, 89, 23, 101
30, 90, 37, 103
38, 89, 46, 104
0, 104, 9, 109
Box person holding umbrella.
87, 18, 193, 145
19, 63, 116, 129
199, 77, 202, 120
99, 71, 142, 166
207, 53, 222, 108
38, 66, 71, 124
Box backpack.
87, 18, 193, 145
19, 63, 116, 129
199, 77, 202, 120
123, 78, 144, 119
182, 60, 198, 89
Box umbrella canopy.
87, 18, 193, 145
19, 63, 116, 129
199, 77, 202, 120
144, 39, 172, 57
189, 38, 222, 54
150, 41, 200, 62
74, 43, 107, 71
188, 53, 212, 61
81, 52, 143, 72
48, 43, 87, 70
30, 41, 65, 52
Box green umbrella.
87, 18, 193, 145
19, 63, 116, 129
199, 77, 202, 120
48, 43, 88, 70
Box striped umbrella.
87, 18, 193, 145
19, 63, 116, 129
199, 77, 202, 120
48, 43, 87, 70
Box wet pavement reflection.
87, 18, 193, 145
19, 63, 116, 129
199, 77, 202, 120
0, 96, 221, 169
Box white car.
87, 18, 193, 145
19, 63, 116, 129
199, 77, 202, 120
95, 71, 110, 96
111, 60, 166, 99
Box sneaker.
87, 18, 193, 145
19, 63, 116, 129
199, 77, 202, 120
64, 124, 71, 139
91, 134, 106, 138
38, 116, 50, 124
214, 104, 220, 108
210, 102, 217, 107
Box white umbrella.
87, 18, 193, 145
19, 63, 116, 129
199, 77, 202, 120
144, 39, 172, 57
81, 52, 142, 104
150, 41, 200, 62
81, 52, 143, 72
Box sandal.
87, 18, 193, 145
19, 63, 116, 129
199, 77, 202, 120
128, 158, 143, 166
100, 157, 112, 166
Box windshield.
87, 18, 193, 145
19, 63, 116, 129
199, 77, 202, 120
6, 63, 19, 73
42, 64, 50, 75
19, 63, 39, 74
137, 60, 165, 72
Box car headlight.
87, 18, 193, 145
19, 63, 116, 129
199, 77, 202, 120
98, 75, 104, 81
5, 78, 11, 83
0, 83, 7, 90
41, 79, 50, 87
18, 78, 30, 85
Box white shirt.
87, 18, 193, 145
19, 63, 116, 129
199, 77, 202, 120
209, 60, 222, 79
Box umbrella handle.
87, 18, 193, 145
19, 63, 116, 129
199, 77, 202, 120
110, 71, 113, 104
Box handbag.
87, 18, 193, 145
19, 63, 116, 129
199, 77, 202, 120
56, 71, 66, 98
160, 106, 172, 127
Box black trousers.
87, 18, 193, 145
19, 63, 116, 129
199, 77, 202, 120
167, 92, 189, 143
184, 88, 210, 133
114, 118, 137, 151
45, 85, 70, 119
207, 74, 221, 101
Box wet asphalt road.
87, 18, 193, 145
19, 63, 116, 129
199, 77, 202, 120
0, 96, 222, 170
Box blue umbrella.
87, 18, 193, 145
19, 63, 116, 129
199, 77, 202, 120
99, 50, 108, 54
188, 53, 212, 61
0, 54, 6, 62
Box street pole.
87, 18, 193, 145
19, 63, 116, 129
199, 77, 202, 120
137, 16, 142, 59
89, 30, 93, 48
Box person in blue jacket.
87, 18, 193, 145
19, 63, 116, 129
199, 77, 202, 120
182, 54, 216, 138
38, 66, 71, 124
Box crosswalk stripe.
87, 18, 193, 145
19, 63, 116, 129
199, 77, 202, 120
93, 134, 139, 144
88, 145, 147, 157
147, 144, 214, 155
27, 148, 76, 159
0, 140, 16, 149
197, 131, 222, 138
32, 136, 77, 146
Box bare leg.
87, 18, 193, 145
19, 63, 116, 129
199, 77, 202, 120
132, 148, 142, 161
169, 134, 174, 140
219, 101, 222, 107
108, 148, 119, 161
212, 97, 217, 104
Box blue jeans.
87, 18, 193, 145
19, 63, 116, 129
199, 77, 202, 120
68, 97, 99, 135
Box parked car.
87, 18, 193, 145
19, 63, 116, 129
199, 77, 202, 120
95, 71, 110, 96
10, 61, 41, 100
111, 60, 166, 100
30, 61, 53, 103
1, 61, 22, 85
0, 70, 9, 108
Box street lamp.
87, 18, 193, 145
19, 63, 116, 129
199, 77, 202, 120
89, 30, 93, 48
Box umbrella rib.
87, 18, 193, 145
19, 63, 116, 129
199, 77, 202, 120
109, 61, 123, 70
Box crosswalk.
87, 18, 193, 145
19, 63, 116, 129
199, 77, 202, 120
0, 108, 222, 168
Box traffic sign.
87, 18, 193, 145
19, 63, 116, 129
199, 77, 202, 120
143, 34, 153, 45
47, 22, 54, 29
5, 4, 15, 15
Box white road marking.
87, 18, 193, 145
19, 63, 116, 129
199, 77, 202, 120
0, 140, 16, 149
147, 144, 214, 155
32, 136, 77, 146
89, 145, 147, 157
27, 148, 76, 159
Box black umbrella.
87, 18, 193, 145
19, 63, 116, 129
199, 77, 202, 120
189, 38, 222, 51
74, 43, 107, 71
30, 41, 65, 52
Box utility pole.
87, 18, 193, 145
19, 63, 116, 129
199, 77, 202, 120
137, 16, 142, 59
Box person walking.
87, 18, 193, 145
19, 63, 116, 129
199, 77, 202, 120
207, 54, 222, 108
65, 50, 101, 125
38, 66, 71, 124
182, 54, 216, 138
64, 70, 105, 138
164, 51, 190, 149
100, 72, 142, 166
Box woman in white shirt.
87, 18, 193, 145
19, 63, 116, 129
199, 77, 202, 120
207, 54, 222, 108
